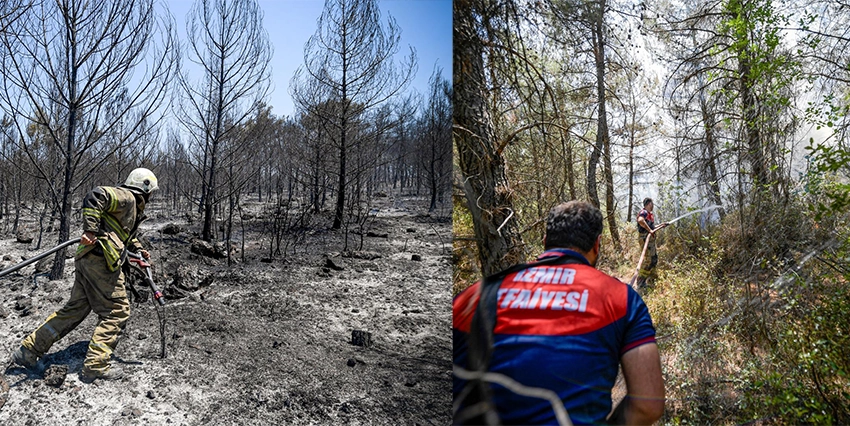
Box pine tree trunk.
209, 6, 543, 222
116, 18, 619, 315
454, 0, 524, 277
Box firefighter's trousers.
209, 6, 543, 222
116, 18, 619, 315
21, 252, 130, 372
638, 234, 658, 279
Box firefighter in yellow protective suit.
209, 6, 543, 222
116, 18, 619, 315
11, 168, 158, 382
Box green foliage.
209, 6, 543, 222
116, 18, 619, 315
742, 263, 850, 425
453, 193, 480, 296
805, 141, 850, 221
719, 0, 797, 92
648, 194, 850, 424
804, 94, 847, 131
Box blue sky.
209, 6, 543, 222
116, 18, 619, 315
166, 0, 452, 118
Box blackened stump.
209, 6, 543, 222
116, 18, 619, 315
351, 330, 372, 348
325, 258, 345, 271
161, 223, 184, 235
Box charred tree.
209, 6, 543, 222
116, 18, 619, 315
0, 0, 177, 279
177, 0, 271, 242
291, 0, 416, 230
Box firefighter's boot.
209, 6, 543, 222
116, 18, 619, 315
11, 345, 39, 369
80, 364, 124, 383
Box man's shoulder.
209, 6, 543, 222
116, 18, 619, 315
93, 185, 121, 193
489, 258, 626, 290
574, 263, 627, 286
95, 186, 139, 211
452, 281, 481, 333
104, 186, 136, 199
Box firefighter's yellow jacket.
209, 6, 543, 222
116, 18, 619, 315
75, 186, 146, 271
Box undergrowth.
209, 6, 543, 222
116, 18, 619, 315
452, 190, 849, 423
453, 193, 479, 296
646, 195, 850, 425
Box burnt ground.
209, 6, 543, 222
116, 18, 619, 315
0, 195, 451, 425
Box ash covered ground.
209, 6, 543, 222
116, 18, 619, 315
0, 195, 451, 425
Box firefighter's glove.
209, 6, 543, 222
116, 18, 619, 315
129, 257, 148, 267
81, 231, 97, 246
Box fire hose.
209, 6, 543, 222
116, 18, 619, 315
626, 205, 724, 288
627, 224, 668, 289
126, 251, 165, 306
125, 251, 168, 358
0, 237, 82, 279
0, 239, 165, 307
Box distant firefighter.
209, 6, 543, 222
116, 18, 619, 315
11, 168, 158, 382
636, 198, 668, 289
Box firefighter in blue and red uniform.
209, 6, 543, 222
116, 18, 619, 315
453, 201, 664, 425
636, 198, 667, 289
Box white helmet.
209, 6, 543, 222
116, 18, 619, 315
124, 168, 159, 194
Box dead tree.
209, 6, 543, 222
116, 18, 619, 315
177, 0, 272, 242
0, 0, 178, 279
290, 0, 416, 230
0, 0, 30, 33
419, 66, 452, 213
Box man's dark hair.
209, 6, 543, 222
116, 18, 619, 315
544, 201, 603, 252
643, 197, 653, 207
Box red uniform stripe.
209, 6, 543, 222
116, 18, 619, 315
500, 265, 628, 336
622, 336, 656, 354
453, 264, 633, 337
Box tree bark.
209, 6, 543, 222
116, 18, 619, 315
590, 0, 620, 251
454, 0, 524, 277
625, 111, 637, 223
50, 12, 80, 280
739, 56, 768, 188
700, 96, 726, 218
602, 119, 622, 252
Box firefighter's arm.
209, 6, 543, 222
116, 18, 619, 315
650, 223, 669, 235
637, 215, 653, 234
129, 238, 150, 259
80, 187, 111, 243
81, 231, 97, 246
608, 343, 665, 425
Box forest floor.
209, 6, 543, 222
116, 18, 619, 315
0, 194, 452, 425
